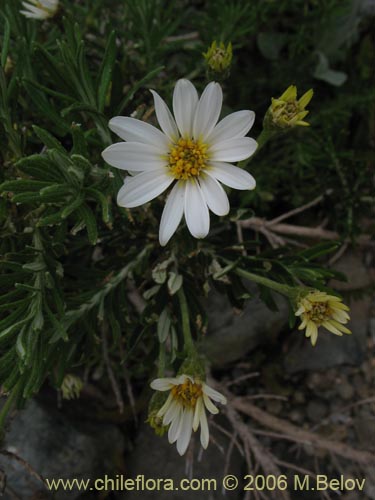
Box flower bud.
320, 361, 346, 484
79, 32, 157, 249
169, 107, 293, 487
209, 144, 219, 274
203, 41, 232, 78
264, 85, 313, 130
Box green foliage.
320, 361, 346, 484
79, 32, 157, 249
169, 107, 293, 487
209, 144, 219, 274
0, 0, 373, 421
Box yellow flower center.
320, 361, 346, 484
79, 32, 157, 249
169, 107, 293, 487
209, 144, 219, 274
304, 301, 332, 325
171, 379, 203, 408
168, 138, 208, 180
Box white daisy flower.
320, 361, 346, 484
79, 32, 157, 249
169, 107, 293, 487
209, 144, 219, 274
102, 79, 257, 246
20, 0, 59, 20
150, 374, 227, 456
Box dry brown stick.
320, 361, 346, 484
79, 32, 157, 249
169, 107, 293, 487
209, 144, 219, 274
223, 430, 238, 478
232, 398, 375, 465
243, 394, 288, 401
268, 193, 327, 226
236, 221, 247, 256
224, 405, 291, 500
273, 457, 318, 479
210, 421, 244, 457
101, 321, 124, 414
224, 372, 260, 388
274, 457, 332, 500
118, 341, 138, 424
239, 217, 373, 245
251, 428, 314, 445
0, 450, 46, 487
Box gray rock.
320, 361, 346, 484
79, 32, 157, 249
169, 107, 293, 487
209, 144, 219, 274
0, 399, 124, 500
118, 416, 243, 500
204, 288, 289, 367
337, 381, 355, 401
306, 400, 328, 423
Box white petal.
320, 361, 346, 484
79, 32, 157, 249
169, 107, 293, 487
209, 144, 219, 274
108, 117, 169, 150
208, 162, 256, 190
102, 142, 166, 172
159, 181, 185, 246
157, 393, 173, 417
202, 393, 219, 415
21, 4, 47, 17
117, 170, 173, 208
199, 174, 229, 216
150, 90, 179, 142
199, 407, 209, 449
202, 383, 227, 404
176, 408, 194, 456
210, 137, 258, 162
20, 9, 46, 18
193, 397, 203, 432
207, 110, 255, 144
193, 82, 222, 141
164, 400, 180, 426
173, 374, 193, 386
168, 406, 183, 443
173, 79, 198, 138
184, 179, 210, 239
150, 378, 177, 391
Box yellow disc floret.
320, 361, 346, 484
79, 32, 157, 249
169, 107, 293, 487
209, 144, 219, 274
168, 138, 208, 180
171, 379, 203, 408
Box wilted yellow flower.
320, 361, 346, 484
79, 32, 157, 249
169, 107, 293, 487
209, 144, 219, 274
203, 41, 232, 74
269, 85, 313, 128
295, 290, 351, 346
61, 374, 83, 400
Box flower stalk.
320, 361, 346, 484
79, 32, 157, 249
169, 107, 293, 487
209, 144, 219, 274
177, 288, 195, 355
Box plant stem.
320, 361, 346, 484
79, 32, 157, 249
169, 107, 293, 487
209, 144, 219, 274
177, 288, 195, 355
234, 267, 294, 298
157, 342, 166, 377
0, 380, 23, 431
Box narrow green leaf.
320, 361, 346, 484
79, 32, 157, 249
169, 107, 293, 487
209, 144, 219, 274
157, 307, 171, 343
71, 124, 88, 156
16, 155, 65, 183
0, 180, 51, 193
61, 193, 84, 218
97, 31, 116, 112
77, 204, 98, 244
1, 16, 10, 68
85, 187, 111, 223
39, 184, 73, 197
167, 272, 183, 295
22, 261, 46, 272
32, 126, 66, 153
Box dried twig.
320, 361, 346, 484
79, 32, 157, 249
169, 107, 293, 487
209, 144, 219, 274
232, 397, 375, 465
224, 404, 291, 500
268, 193, 328, 226
101, 320, 124, 414
0, 450, 46, 487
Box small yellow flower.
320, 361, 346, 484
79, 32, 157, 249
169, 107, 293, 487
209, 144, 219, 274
295, 290, 351, 346
269, 85, 313, 128
61, 374, 83, 400
203, 41, 232, 74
